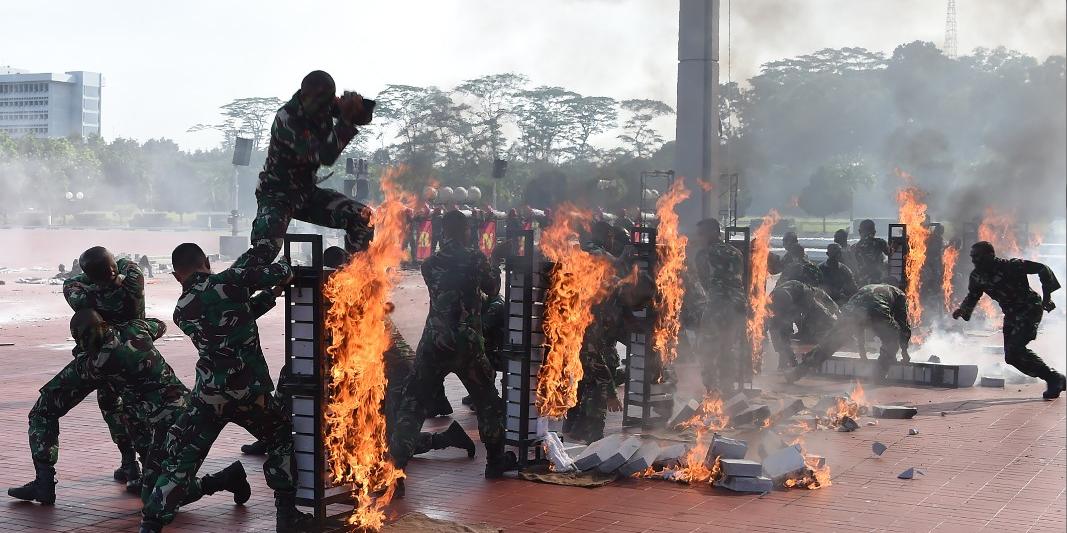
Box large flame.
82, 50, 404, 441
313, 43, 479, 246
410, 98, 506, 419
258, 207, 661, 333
651, 179, 690, 368
823, 380, 868, 428
895, 171, 931, 327
783, 436, 831, 490
537, 205, 614, 419
942, 245, 959, 313
637, 392, 727, 483
322, 169, 411, 530
976, 208, 1021, 322
746, 210, 781, 371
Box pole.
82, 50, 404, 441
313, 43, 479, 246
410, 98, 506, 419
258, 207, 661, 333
230, 165, 240, 237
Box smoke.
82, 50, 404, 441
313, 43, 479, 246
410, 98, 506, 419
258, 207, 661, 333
914, 315, 1066, 384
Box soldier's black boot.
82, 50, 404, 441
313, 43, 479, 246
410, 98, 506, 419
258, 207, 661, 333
1043, 373, 1066, 400
484, 451, 519, 479
240, 439, 268, 456
433, 421, 476, 458
114, 449, 139, 482
138, 520, 163, 533
7, 463, 57, 505
275, 491, 315, 532
125, 476, 142, 495
201, 461, 251, 505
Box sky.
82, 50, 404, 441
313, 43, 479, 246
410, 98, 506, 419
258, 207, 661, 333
3, 0, 1064, 151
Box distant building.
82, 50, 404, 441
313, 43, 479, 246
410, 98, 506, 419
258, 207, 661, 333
0, 70, 101, 138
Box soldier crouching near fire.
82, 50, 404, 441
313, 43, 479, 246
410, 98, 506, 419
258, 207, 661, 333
952, 241, 1066, 400
789, 284, 911, 383
768, 280, 840, 370
249, 70, 375, 265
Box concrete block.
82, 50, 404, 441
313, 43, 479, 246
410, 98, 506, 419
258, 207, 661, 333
806, 455, 826, 469
724, 393, 750, 416
763, 445, 805, 481
653, 443, 687, 468
908, 428, 919, 436
813, 395, 847, 414
872, 442, 887, 456
837, 416, 860, 432
708, 434, 748, 462
598, 436, 644, 474
897, 467, 924, 479
716, 475, 773, 493
756, 431, 788, 460
872, 405, 918, 419
769, 399, 806, 425
980, 376, 1005, 388
669, 399, 701, 427
732, 405, 771, 427
573, 434, 624, 471
720, 458, 763, 478
619, 441, 661, 477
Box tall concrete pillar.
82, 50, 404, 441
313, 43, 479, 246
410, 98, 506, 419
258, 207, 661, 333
674, 0, 720, 228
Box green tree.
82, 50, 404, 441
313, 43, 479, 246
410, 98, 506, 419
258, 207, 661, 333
617, 99, 674, 159
514, 86, 579, 163
564, 96, 617, 161
798, 156, 875, 231
454, 73, 528, 160
190, 96, 283, 150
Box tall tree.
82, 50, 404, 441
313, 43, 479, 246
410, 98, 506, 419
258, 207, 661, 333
189, 96, 283, 150
617, 99, 674, 159
454, 73, 528, 160
564, 96, 617, 161
514, 86, 579, 163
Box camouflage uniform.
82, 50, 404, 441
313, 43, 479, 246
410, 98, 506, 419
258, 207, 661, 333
390, 238, 505, 469
768, 281, 840, 368
62, 257, 145, 464
142, 249, 294, 526
819, 259, 859, 306
776, 256, 822, 288
482, 294, 507, 371
250, 91, 372, 263
799, 284, 910, 376
563, 291, 626, 443
850, 236, 890, 286
693, 241, 746, 391
958, 258, 1061, 380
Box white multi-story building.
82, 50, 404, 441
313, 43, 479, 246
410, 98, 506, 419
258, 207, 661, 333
0, 69, 101, 138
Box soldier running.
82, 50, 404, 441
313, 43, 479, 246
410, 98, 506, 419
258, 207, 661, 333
139, 244, 308, 533
951, 241, 1065, 400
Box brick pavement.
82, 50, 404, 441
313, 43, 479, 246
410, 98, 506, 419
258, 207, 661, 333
0, 275, 1064, 532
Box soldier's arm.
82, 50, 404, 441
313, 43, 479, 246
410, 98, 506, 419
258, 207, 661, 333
218, 257, 293, 291
247, 290, 279, 319
116, 258, 145, 298
476, 253, 500, 298
1017, 259, 1061, 301
843, 265, 859, 295
956, 271, 983, 318
144, 318, 168, 340
62, 275, 93, 312
768, 319, 795, 361
271, 109, 357, 168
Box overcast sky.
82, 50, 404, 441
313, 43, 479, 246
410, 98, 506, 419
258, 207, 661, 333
3, 0, 1064, 151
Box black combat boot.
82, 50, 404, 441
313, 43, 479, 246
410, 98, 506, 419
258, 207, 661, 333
114, 450, 140, 482
484, 451, 519, 479
432, 421, 476, 458
201, 461, 251, 505
1043, 373, 1066, 400
393, 477, 406, 499
138, 520, 163, 533
461, 395, 474, 406
240, 439, 268, 456
7, 463, 57, 505
125, 476, 142, 495
275, 491, 315, 532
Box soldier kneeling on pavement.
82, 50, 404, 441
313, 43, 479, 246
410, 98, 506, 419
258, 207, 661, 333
768, 280, 840, 371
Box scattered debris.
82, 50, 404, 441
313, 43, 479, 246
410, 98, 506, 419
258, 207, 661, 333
573, 434, 623, 471
755, 432, 788, 460
724, 393, 751, 417
980, 376, 1005, 388
866, 421, 878, 426
708, 435, 748, 462
668, 399, 701, 428
542, 432, 577, 472
762, 445, 806, 483
618, 441, 661, 477
908, 428, 919, 436
872, 405, 918, 419
716, 475, 773, 493
897, 467, 925, 480
597, 436, 643, 474
927, 355, 941, 363
654, 444, 687, 469
940, 411, 947, 417
837, 416, 860, 432
768, 399, 806, 426
732, 405, 771, 427
719, 459, 763, 478
872, 442, 887, 456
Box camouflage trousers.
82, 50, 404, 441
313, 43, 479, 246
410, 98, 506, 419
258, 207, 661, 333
142, 392, 295, 525
698, 310, 744, 392
250, 186, 372, 263
390, 328, 504, 469
802, 319, 900, 372
27, 358, 144, 469
563, 348, 618, 443
1002, 305, 1056, 380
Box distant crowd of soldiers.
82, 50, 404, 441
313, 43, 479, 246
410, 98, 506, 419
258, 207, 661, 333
7, 70, 1065, 533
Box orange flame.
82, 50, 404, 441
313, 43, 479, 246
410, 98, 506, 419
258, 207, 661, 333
322, 168, 412, 529
651, 179, 690, 368
895, 171, 931, 327
747, 210, 781, 371
942, 245, 959, 313
976, 208, 1021, 322
696, 178, 715, 192
640, 393, 728, 483
537, 205, 614, 419
823, 380, 868, 427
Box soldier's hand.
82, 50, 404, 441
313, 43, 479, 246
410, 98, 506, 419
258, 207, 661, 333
1043, 299, 1056, 313
607, 394, 623, 412
340, 91, 373, 126
951, 308, 969, 321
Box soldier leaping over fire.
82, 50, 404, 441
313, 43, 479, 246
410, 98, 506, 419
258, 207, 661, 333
250, 70, 375, 264
951, 241, 1065, 400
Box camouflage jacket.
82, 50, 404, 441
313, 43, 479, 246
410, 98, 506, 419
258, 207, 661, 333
694, 241, 746, 311
420, 238, 499, 350
258, 91, 358, 194
580, 291, 627, 389
850, 236, 889, 285
819, 260, 858, 304
78, 318, 187, 425
959, 258, 1061, 317
768, 280, 840, 357
777, 256, 822, 288
174, 248, 291, 405
840, 284, 910, 346
63, 257, 145, 323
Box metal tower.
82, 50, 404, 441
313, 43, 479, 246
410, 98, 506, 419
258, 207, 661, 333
944, 0, 958, 59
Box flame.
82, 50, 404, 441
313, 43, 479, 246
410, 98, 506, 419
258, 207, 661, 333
747, 210, 781, 371
823, 380, 868, 428
782, 436, 831, 490
942, 245, 959, 313
638, 393, 728, 483
322, 168, 411, 530
696, 178, 715, 192
976, 208, 1021, 322
537, 205, 615, 419
676, 392, 730, 432
894, 171, 931, 327
651, 179, 690, 368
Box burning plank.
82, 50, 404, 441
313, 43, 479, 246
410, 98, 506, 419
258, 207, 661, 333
651, 178, 690, 368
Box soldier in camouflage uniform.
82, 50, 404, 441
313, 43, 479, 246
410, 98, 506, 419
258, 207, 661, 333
819, 243, 859, 306
390, 211, 516, 480
693, 218, 747, 392
850, 219, 889, 286
8, 311, 249, 509
768, 280, 840, 370
790, 284, 911, 383
62, 246, 146, 487
250, 70, 374, 264
776, 244, 823, 288
140, 243, 309, 533
833, 229, 856, 271
952, 241, 1065, 400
